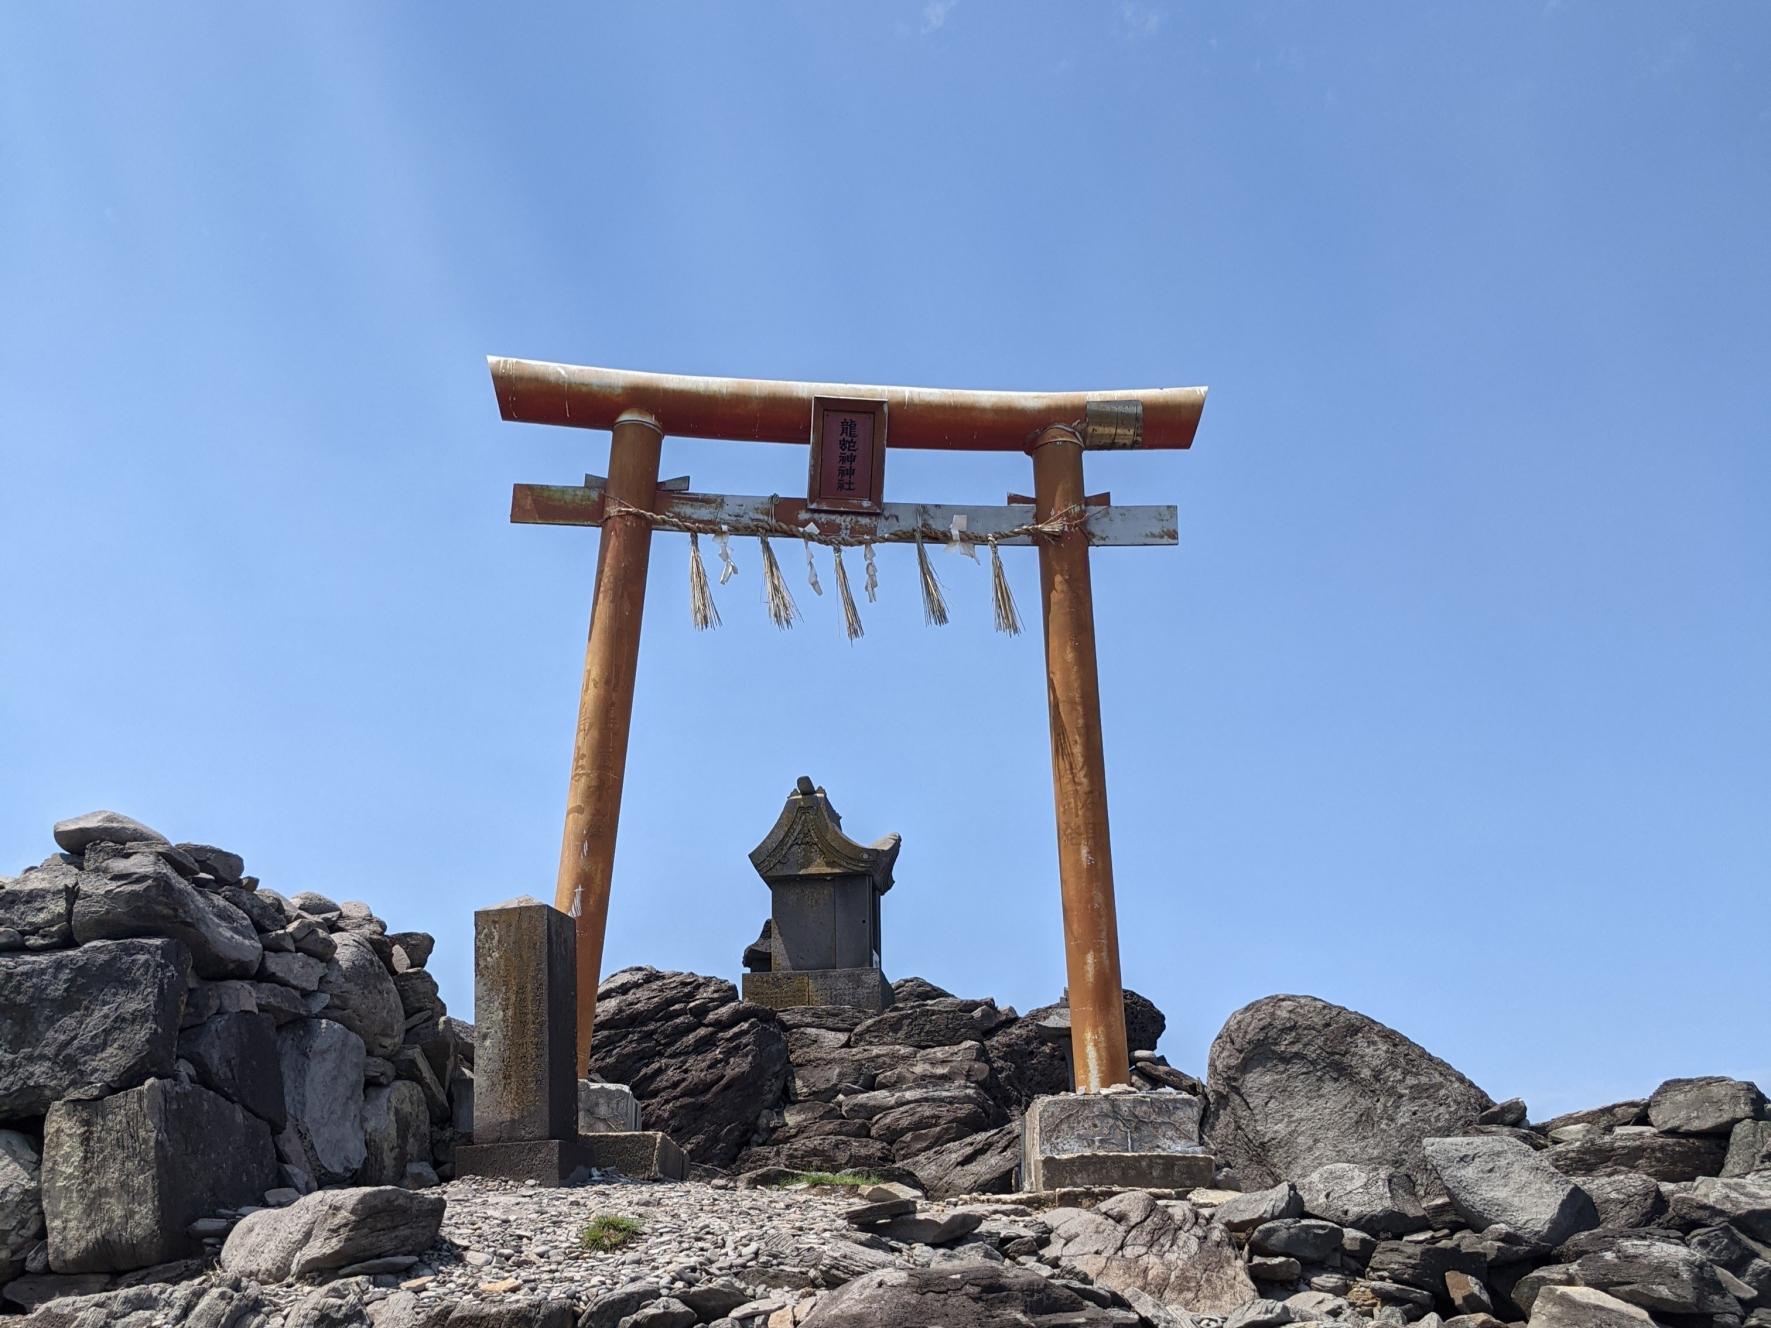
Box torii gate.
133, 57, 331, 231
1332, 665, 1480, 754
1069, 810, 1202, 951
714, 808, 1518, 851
492, 358, 1207, 1093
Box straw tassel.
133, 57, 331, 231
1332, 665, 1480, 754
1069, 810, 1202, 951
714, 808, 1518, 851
988, 538, 1021, 636
688, 532, 721, 631
914, 532, 949, 626
831, 546, 864, 641
756, 534, 800, 629
863, 543, 879, 603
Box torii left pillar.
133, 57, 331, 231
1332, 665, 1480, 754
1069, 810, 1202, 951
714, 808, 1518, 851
554, 410, 661, 1074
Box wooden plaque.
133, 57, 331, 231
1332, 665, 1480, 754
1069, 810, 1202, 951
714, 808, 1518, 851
807, 397, 887, 514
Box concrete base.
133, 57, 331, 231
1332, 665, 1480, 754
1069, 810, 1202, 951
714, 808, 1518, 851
584, 1131, 688, 1182
743, 967, 891, 1013
579, 1081, 642, 1134
1022, 1091, 1212, 1193
456, 1138, 594, 1185
456, 1130, 688, 1185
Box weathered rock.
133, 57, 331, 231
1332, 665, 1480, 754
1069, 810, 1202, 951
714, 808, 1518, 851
176, 843, 245, 885
219, 1185, 445, 1280
387, 931, 434, 972
317, 934, 404, 1058
0, 938, 188, 1119
586, 968, 790, 1169
261, 949, 330, 991
0, 863, 75, 951
871, 1209, 983, 1245
392, 969, 446, 1029
1364, 1239, 1486, 1294
872, 1041, 992, 1092
1574, 1173, 1665, 1230
890, 976, 954, 1004
11, 1275, 273, 1327
1567, 1235, 1742, 1315
851, 998, 1008, 1049
1649, 1077, 1767, 1137
1545, 1131, 1726, 1182
981, 1016, 1073, 1110
1444, 1270, 1494, 1316
1206, 995, 1493, 1190
1425, 1135, 1599, 1246
360, 1081, 431, 1187
898, 1123, 1022, 1199
52, 811, 167, 855
1251, 1218, 1344, 1263
1044, 1190, 1258, 1315
1216, 1182, 1305, 1233
1527, 1285, 1654, 1328
1687, 1223, 1771, 1305
1541, 1103, 1648, 1136
791, 1044, 918, 1103
1, 1129, 41, 1264
1725, 1120, 1771, 1179
71, 854, 261, 979
289, 891, 342, 918
177, 1010, 286, 1130
277, 1018, 367, 1184
1298, 1163, 1429, 1237
800, 1261, 1124, 1326
1666, 1176, 1771, 1242
40, 1078, 277, 1272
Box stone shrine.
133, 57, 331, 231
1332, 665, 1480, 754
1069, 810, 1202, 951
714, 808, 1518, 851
741, 776, 898, 1012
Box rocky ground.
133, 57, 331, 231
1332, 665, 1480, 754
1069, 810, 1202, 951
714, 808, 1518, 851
5, 811, 1770, 1327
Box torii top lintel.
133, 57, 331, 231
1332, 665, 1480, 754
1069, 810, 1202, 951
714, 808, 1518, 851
488, 357, 1208, 453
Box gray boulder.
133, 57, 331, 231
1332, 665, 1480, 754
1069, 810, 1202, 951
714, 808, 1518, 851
317, 934, 404, 1058
277, 1018, 367, 1184
40, 1078, 278, 1272
1298, 1163, 1429, 1237
360, 1081, 431, 1187
1545, 1130, 1726, 1182
1648, 1077, 1767, 1136
177, 1010, 286, 1131
1665, 1175, 1771, 1242
1725, 1120, 1771, 1178
0, 1129, 41, 1264
219, 1185, 445, 1281
1425, 1135, 1599, 1246
1215, 1181, 1305, 1233
1574, 1173, 1664, 1229
1527, 1285, 1654, 1328
177, 843, 245, 884
851, 998, 1008, 1049
1043, 1189, 1258, 1315
1250, 1218, 1343, 1263
0, 938, 188, 1119
799, 1261, 1129, 1327
51, 811, 167, 854
1566, 1235, 1742, 1315
898, 1123, 1021, 1199
1206, 995, 1493, 1190
1686, 1223, 1771, 1305
8, 1276, 272, 1327
0, 861, 76, 950
71, 853, 261, 979
586, 968, 789, 1168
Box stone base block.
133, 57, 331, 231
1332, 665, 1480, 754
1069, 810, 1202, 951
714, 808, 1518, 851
1022, 1091, 1211, 1193
583, 1131, 688, 1182
455, 1138, 593, 1186
743, 967, 890, 1013
1038, 1151, 1215, 1191
579, 1080, 641, 1134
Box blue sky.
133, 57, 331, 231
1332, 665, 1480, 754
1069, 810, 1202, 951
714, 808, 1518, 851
3, 4, 1766, 1118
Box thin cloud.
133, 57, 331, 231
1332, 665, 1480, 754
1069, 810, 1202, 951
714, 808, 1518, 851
922, 0, 957, 34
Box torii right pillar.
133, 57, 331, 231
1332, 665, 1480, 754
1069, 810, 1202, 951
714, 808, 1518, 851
1031, 424, 1130, 1094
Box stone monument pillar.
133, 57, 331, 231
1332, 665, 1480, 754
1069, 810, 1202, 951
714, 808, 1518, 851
455, 897, 687, 1184
741, 776, 898, 1012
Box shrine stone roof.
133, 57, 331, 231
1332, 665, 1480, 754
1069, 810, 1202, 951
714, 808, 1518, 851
748, 776, 899, 894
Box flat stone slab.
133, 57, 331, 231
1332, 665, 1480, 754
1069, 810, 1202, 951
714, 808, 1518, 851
743, 967, 891, 1013
1022, 1090, 1211, 1192
579, 1080, 641, 1134
846, 1197, 918, 1226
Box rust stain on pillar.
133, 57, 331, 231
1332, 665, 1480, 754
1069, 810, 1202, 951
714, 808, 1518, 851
555, 411, 662, 1074
1031, 425, 1131, 1093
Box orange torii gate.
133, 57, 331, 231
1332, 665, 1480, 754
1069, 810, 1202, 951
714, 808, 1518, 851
492, 358, 1207, 1093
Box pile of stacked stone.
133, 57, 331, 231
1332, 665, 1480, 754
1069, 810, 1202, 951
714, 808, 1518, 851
584, 966, 1177, 1199
0, 810, 472, 1304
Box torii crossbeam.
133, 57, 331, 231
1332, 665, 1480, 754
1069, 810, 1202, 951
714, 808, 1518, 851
494, 358, 1207, 1093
